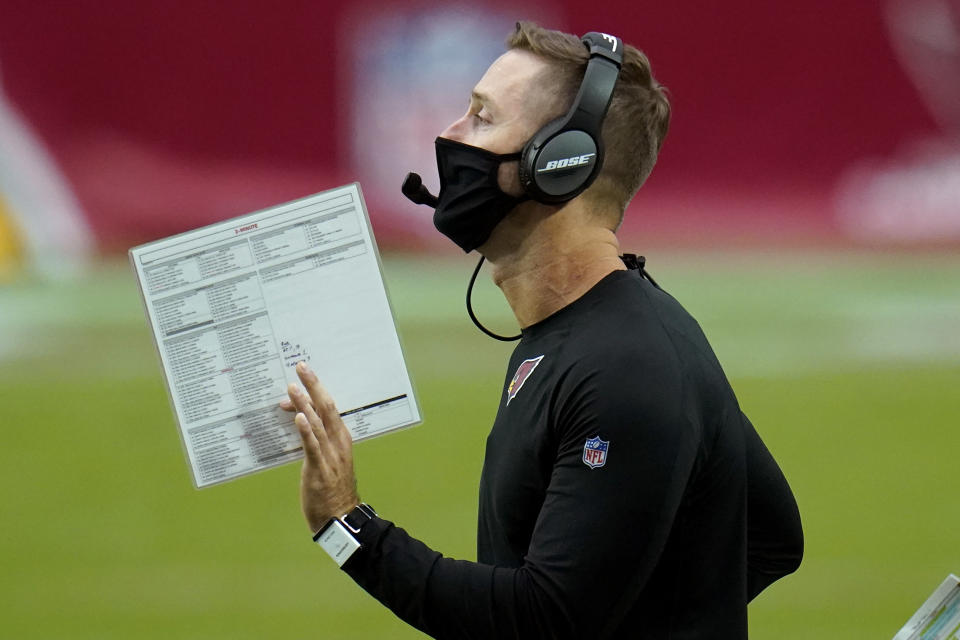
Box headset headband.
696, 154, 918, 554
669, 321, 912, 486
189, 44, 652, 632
565, 33, 623, 136
518, 31, 624, 203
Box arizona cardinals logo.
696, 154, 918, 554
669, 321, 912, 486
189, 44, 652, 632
506, 355, 544, 405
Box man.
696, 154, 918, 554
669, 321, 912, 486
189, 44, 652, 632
281, 21, 803, 639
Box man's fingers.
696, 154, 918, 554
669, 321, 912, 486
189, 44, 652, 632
294, 412, 322, 463
283, 381, 314, 413
299, 394, 334, 450
297, 362, 336, 416
296, 362, 352, 443
286, 382, 310, 413
288, 381, 334, 454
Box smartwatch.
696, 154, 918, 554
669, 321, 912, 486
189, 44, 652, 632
312, 503, 377, 566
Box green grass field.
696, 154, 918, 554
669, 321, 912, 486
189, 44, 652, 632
1, 249, 958, 639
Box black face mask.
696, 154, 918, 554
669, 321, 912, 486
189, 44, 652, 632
433, 137, 527, 253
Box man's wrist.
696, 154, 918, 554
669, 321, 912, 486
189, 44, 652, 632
312, 503, 377, 566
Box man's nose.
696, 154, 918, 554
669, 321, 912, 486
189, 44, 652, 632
439, 114, 469, 142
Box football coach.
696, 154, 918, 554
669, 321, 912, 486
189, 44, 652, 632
281, 21, 803, 639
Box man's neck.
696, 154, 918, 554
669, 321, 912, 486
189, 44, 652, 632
484, 209, 626, 329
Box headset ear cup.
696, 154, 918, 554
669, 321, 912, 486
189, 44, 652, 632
519, 117, 565, 200
526, 130, 600, 203
518, 32, 621, 204
534, 131, 598, 198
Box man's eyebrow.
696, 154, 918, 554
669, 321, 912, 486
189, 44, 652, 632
471, 90, 498, 112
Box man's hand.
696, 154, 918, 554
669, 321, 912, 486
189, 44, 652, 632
280, 361, 359, 533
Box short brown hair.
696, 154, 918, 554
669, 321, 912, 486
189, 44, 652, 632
507, 21, 670, 221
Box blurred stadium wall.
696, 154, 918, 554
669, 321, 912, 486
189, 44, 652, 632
0, 0, 956, 260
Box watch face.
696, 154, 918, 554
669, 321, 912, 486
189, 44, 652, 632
316, 520, 361, 567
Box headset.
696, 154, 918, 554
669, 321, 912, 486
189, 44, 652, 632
402, 31, 624, 208
401, 31, 632, 343
518, 32, 624, 204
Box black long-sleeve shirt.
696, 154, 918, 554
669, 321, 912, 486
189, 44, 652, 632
344, 268, 803, 638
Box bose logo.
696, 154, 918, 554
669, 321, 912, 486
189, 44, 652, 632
537, 153, 596, 173
601, 33, 618, 52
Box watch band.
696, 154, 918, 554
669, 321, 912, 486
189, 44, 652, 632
312, 503, 377, 566
340, 502, 377, 533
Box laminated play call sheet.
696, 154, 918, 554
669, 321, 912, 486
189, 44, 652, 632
130, 183, 420, 488
894, 574, 960, 640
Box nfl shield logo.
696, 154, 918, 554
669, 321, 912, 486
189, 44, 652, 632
582, 436, 609, 469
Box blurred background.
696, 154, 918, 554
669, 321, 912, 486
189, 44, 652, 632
1, 0, 958, 638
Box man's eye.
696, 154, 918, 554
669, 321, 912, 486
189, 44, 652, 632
473, 112, 491, 126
